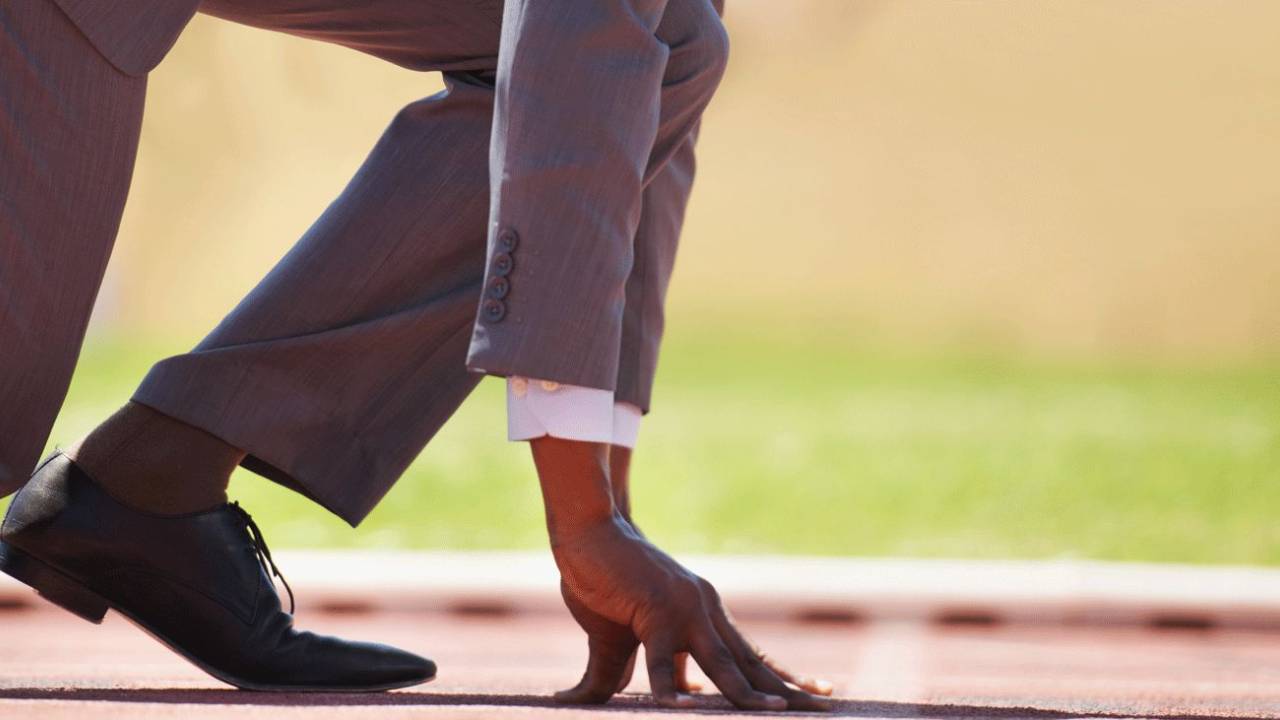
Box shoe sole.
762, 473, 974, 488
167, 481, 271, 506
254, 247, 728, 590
0, 540, 435, 693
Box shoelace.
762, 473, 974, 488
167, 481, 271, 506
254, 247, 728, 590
229, 501, 295, 614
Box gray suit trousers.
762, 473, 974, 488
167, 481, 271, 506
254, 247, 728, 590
0, 0, 727, 524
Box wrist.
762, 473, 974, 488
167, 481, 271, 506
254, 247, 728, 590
546, 509, 628, 563
547, 503, 621, 548
609, 445, 633, 522
530, 437, 618, 539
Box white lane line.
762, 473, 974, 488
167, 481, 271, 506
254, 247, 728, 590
847, 619, 927, 702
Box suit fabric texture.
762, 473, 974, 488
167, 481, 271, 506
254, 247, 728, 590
49, 0, 199, 76
0, 0, 728, 524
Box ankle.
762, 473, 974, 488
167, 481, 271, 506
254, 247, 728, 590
68, 402, 243, 515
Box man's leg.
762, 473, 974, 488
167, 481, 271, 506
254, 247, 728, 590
72, 71, 497, 517
0, 0, 440, 693
614, 3, 728, 417
0, 0, 148, 497
125, 0, 728, 527
66, 404, 246, 513
73, 0, 505, 520
124, 70, 496, 522
616, 129, 701, 414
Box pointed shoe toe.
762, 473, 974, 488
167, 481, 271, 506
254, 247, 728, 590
283, 632, 437, 691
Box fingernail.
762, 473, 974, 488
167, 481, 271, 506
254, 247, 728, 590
815, 679, 834, 694
675, 693, 698, 708
765, 694, 788, 711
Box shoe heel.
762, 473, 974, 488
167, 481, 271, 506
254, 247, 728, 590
0, 541, 109, 624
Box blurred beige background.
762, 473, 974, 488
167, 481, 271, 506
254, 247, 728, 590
96, 0, 1280, 360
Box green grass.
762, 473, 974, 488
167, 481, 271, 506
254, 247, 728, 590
18, 324, 1280, 564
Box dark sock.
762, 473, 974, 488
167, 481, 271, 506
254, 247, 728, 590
65, 402, 244, 515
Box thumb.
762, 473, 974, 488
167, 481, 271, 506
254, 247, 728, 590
555, 636, 638, 705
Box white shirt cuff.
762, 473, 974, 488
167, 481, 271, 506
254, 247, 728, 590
507, 377, 643, 448
612, 402, 643, 449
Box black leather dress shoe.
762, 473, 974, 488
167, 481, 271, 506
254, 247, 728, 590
0, 453, 435, 691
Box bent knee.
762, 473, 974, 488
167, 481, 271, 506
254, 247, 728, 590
662, 0, 731, 91
697, 11, 731, 85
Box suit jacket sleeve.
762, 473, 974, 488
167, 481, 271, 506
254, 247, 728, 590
464, 0, 673, 392
49, 0, 198, 76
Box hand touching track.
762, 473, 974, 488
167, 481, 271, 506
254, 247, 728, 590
532, 438, 833, 711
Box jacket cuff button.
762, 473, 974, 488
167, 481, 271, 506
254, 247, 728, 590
497, 229, 520, 252
486, 276, 511, 300
482, 299, 507, 323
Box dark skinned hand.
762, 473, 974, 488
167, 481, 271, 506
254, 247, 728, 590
554, 446, 700, 700
532, 437, 833, 712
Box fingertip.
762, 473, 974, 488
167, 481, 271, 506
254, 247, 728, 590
654, 692, 698, 709
675, 675, 704, 693
553, 689, 579, 704
763, 693, 788, 711
789, 692, 835, 712
554, 687, 610, 705
793, 676, 835, 696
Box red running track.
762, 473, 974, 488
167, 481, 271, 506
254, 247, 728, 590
2, 604, 1280, 719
